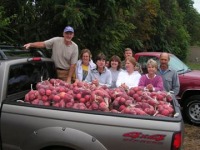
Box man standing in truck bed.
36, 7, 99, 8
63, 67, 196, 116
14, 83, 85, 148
157, 52, 180, 95
24, 26, 79, 83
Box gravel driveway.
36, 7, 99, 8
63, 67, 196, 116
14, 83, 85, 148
183, 123, 200, 150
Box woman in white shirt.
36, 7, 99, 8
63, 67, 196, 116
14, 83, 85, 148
116, 56, 141, 89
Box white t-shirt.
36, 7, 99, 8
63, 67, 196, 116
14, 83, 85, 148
116, 70, 141, 88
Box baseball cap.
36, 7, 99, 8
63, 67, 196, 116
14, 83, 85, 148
64, 26, 74, 33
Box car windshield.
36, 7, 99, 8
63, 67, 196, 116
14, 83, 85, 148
169, 55, 190, 73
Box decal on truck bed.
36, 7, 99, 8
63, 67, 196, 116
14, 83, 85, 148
123, 132, 166, 144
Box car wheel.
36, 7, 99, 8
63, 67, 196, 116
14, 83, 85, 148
183, 95, 200, 125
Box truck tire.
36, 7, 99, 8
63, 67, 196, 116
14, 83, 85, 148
183, 95, 200, 125
42, 146, 75, 150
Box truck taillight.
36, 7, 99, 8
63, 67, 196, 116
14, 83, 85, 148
27, 57, 42, 61
172, 132, 182, 150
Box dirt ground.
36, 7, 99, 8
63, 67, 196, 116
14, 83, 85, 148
183, 123, 200, 150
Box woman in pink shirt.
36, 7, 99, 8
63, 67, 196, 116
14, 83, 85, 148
138, 59, 164, 92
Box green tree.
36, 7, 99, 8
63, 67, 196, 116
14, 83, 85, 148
53, 0, 139, 57
151, 0, 190, 60
124, 0, 160, 52
177, 0, 200, 46
0, 6, 15, 44
0, 0, 198, 61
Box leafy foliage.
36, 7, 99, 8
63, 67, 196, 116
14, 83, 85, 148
0, 0, 200, 60
0, 6, 16, 44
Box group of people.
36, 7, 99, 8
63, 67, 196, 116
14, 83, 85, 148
24, 26, 180, 95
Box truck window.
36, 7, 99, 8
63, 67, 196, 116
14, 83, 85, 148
7, 62, 56, 95
169, 55, 189, 73
137, 56, 159, 74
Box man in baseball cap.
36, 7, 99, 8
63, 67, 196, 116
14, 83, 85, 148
24, 25, 78, 83
64, 26, 74, 33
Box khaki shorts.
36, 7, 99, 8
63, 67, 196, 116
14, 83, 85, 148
56, 69, 69, 82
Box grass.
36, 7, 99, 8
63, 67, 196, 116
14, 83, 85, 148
187, 63, 200, 70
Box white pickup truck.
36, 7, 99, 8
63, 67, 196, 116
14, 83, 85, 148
0, 49, 184, 150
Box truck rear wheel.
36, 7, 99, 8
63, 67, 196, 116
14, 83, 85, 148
41, 146, 75, 150
183, 95, 200, 125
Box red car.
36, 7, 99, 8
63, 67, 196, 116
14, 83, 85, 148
135, 52, 200, 125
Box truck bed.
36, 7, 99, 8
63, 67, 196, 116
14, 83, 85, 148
0, 97, 183, 150
0, 56, 184, 150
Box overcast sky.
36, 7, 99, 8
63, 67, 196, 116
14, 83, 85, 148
193, 0, 200, 13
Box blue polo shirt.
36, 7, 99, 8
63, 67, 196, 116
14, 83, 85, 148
157, 67, 180, 95
84, 67, 112, 87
